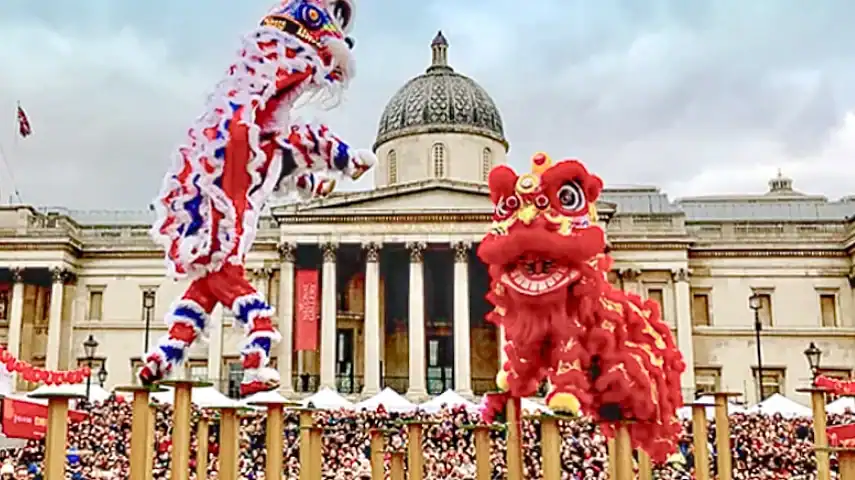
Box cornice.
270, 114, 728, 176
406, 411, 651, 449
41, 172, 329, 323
689, 249, 847, 258
693, 326, 855, 338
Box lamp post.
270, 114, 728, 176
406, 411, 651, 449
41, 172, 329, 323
748, 293, 764, 400
97, 363, 108, 387
142, 291, 155, 352
83, 335, 98, 401
804, 342, 822, 383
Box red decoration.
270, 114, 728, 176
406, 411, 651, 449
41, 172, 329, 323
294, 269, 320, 351
0, 345, 90, 386
478, 153, 686, 462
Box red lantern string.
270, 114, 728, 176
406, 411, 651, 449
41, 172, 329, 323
0, 345, 91, 385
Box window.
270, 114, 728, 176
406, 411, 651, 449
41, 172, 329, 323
691, 289, 711, 326
819, 292, 838, 327
388, 150, 398, 184
432, 143, 446, 178
753, 293, 773, 327
481, 147, 493, 181
0, 287, 8, 323
187, 361, 208, 383
646, 287, 665, 314
695, 367, 721, 396
87, 288, 104, 321
130, 359, 144, 385
752, 367, 785, 400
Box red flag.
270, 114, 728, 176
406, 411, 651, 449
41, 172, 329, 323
294, 269, 320, 351
16, 105, 31, 138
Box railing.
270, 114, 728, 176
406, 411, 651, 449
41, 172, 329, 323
293, 374, 320, 394
336, 375, 364, 395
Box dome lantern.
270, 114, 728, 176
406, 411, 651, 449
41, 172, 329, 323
428, 31, 451, 73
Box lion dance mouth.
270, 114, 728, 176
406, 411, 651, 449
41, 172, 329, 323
477, 153, 686, 462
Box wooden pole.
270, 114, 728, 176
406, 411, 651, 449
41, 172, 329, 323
505, 398, 523, 480
541, 417, 561, 480
839, 449, 855, 480
637, 450, 652, 480
196, 415, 209, 480
115, 386, 163, 480
691, 403, 711, 480
218, 408, 240, 480
798, 387, 830, 480
310, 426, 323, 480
406, 423, 424, 480
146, 405, 156, 480
389, 451, 405, 480
266, 405, 285, 480
165, 381, 193, 480
300, 410, 314, 480
712, 393, 740, 480
369, 429, 384, 480
31, 394, 77, 480
613, 423, 633, 480
472, 426, 491, 480
607, 438, 616, 479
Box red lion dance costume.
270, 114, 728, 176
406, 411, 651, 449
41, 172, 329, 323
479, 153, 686, 460
138, 0, 374, 397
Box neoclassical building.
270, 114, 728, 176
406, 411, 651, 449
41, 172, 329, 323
0, 34, 853, 403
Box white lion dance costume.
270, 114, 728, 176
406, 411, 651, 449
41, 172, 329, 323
139, 0, 374, 396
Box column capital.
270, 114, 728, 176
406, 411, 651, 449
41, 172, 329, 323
452, 241, 471, 263
362, 242, 381, 263
10, 267, 23, 284
671, 268, 691, 283
618, 268, 641, 281
406, 242, 427, 263
50, 267, 69, 284
251, 268, 273, 280
278, 242, 296, 263
321, 242, 338, 263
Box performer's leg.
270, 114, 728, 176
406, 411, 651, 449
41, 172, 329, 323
138, 280, 216, 384
496, 343, 543, 399
545, 336, 592, 415
206, 263, 281, 396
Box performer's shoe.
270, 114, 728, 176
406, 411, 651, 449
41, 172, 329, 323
239, 367, 280, 397
137, 365, 164, 386
546, 391, 581, 416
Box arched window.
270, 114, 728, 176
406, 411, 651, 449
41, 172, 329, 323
387, 150, 398, 184
432, 143, 446, 178
481, 147, 493, 181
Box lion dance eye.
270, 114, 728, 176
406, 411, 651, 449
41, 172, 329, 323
495, 195, 519, 219
298, 4, 325, 30
534, 194, 549, 209
557, 181, 586, 212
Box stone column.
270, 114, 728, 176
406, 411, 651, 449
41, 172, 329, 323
207, 305, 224, 387
672, 268, 696, 400
452, 241, 473, 397
619, 268, 642, 296
277, 243, 296, 395
7, 268, 24, 389
406, 242, 427, 399
319, 242, 338, 390
45, 267, 67, 370
362, 242, 382, 396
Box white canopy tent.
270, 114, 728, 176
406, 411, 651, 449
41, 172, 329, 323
151, 386, 245, 409
827, 397, 855, 415
354, 388, 417, 413
746, 393, 812, 418
677, 395, 747, 420
419, 390, 479, 413
521, 398, 552, 414
302, 388, 353, 410
29, 384, 112, 403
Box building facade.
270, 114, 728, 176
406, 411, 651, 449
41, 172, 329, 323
0, 34, 853, 403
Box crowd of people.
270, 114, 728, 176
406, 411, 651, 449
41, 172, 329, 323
0, 395, 847, 479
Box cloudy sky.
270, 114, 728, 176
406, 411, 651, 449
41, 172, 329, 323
1, 0, 854, 209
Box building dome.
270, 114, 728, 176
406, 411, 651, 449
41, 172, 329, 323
374, 31, 507, 151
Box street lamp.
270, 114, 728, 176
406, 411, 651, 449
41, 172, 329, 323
748, 293, 764, 400
83, 335, 98, 401
804, 342, 823, 384
97, 363, 108, 387
143, 291, 156, 352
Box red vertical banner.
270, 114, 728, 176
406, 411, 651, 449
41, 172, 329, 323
294, 269, 320, 351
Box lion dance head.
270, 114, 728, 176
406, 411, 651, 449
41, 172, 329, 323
478, 153, 685, 462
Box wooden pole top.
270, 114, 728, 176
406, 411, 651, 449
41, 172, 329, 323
686, 402, 716, 408
115, 385, 168, 394
157, 379, 214, 388
710, 392, 743, 398
796, 387, 833, 394
27, 391, 86, 400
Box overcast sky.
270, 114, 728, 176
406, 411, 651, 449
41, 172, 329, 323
1, 0, 854, 210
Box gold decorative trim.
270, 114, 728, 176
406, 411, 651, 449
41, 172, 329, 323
690, 249, 846, 258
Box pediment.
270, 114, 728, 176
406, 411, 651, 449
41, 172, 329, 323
281, 179, 493, 215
